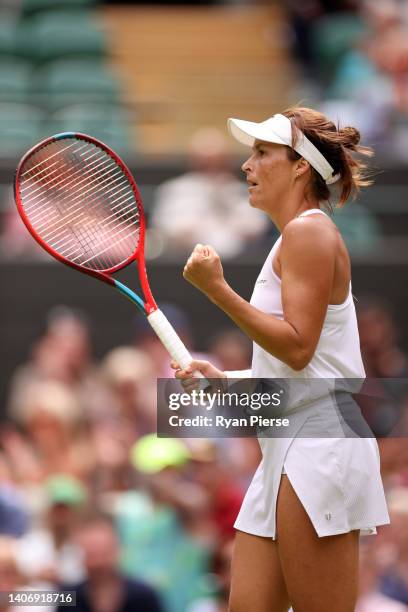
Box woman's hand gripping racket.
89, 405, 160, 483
14, 132, 202, 378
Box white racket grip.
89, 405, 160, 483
147, 309, 203, 378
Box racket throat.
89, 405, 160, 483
135, 255, 157, 314
113, 279, 146, 313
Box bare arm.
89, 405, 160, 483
183, 219, 337, 371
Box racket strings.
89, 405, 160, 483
33, 175, 131, 239
22, 148, 114, 206
18, 138, 141, 271
20, 140, 79, 178
31, 179, 133, 244
24, 159, 134, 272
46, 194, 137, 254
23, 146, 126, 208
23, 149, 127, 222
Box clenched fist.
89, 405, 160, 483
183, 243, 226, 298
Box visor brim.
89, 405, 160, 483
227, 117, 287, 147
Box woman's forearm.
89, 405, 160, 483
208, 281, 310, 371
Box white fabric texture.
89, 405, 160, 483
234, 209, 390, 539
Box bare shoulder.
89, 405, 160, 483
281, 213, 338, 258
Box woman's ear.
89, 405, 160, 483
295, 157, 310, 178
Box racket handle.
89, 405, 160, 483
147, 309, 203, 378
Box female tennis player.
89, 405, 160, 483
173, 107, 390, 612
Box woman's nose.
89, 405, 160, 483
241, 156, 253, 173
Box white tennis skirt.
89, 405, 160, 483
234, 396, 390, 539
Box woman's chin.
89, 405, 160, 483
248, 196, 261, 210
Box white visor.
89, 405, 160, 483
228, 113, 340, 185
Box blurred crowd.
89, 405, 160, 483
286, 0, 408, 158
0, 305, 257, 612
0, 298, 407, 612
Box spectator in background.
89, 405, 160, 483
6, 306, 107, 425
58, 512, 163, 612
188, 441, 243, 542
0, 187, 49, 261
207, 329, 252, 373
0, 536, 51, 612
151, 128, 270, 259
356, 536, 407, 611
320, 0, 408, 149
2, 380, 93, 486
0, 453, 29, 538
356, 297, 408, 438
378, 488, 408, 607
100, 346, 156, 432
0, 538, 22, 611
186, 539, 233, 612
284, 0, 360, 80
86, 347, 156, 495
16, 475, 87, 587
116, 435, 214, 612
377, 437, 408, 493
357, 297, 408, 379
286, 0, 408, 153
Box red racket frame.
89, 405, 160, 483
14, 133, 157, 315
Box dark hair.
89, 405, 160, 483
282, 106, 373, 208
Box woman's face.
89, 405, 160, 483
241, 140, 296, 215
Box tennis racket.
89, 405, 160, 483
14, 132, 200, 375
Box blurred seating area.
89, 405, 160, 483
0, 2, 295, 263
286, 0, 408, 159
282, 0, 408, 262
0, 2, 294, 157
0, 0, 132, 158
102, 3, 293, 155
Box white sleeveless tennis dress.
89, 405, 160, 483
233, 209, 390, 539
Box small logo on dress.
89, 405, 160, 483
256, 278, 267, 286
325, 513, 332, 521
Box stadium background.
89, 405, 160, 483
0, 1, 407, 611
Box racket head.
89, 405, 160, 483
14, 132, 146, 277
